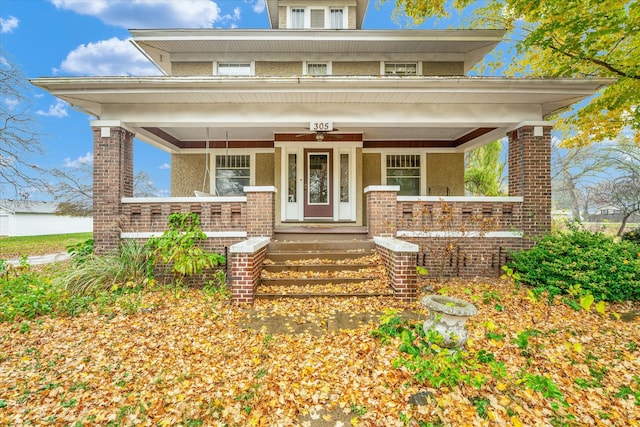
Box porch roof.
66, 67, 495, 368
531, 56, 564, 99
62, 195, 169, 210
31, 75, 612, 152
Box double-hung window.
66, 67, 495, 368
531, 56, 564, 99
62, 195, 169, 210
215, 155, 250, 196
386, 154, 421, 196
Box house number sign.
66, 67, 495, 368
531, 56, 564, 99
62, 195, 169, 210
310, 121, 333, 132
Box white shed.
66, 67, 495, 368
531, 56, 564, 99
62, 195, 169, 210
0, 200, 92, 237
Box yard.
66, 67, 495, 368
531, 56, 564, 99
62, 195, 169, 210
1, 276, 639, 426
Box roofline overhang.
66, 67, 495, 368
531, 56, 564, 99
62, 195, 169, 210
129, 28, 506, 42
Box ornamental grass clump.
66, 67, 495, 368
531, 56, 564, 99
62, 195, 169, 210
508, 225, 640, 302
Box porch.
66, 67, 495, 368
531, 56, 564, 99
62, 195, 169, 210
95, 123, 551, 304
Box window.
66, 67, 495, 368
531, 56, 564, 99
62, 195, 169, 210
306, 62, 329, 76
340, 153, 349, 202
217, 63, 251, 76
288, 154, 297, 202
290, 8, 304, 28
384, 62, 418, 76
330, 8, 344, 29
387, 154, 420, 196
215, 155, 250, 195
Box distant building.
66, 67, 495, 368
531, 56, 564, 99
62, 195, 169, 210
588, 205, 640, 223
0, 200, 92, 237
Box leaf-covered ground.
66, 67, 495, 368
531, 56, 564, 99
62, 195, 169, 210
1, 279, 639, 426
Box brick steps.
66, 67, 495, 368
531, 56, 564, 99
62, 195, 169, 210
256, 236, 391, 299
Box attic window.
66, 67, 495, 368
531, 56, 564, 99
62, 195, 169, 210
384, 62, 418, 76
217, 63, 252, 76
306, 62, 329, 76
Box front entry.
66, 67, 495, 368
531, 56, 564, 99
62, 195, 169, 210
304, 149, 333, 218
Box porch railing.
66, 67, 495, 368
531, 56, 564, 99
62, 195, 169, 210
119, 196, 248, 238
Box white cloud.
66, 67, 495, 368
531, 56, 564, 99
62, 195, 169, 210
50, 0, 221, 28
159, 163, 171, 170
36, 99, 69, 118
250, 0, 265, 14
3, 97, 20, 110
0, 16, 19, 33
57, 37, 162, 76
64, 152, 93, 168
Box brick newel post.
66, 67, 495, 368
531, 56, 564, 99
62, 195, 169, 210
93, 126, 134, 254
365, 186, 399, 239
244, 186, 276, 238
508, 125, 552, 243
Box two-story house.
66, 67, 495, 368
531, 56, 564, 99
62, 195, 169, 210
32, 0, 611, 303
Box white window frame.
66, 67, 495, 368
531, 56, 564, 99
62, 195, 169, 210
381, 61, 422, 76
287, 6, 347, 29
210, 151, 256, 196
290, 7, 305, 28
213, 61, 254, 76
380, 151, 427, 196
304, 61, 332, 76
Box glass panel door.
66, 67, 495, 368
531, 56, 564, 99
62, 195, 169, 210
304, 150, 333, 218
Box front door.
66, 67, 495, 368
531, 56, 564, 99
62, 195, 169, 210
304, 149, 333, 218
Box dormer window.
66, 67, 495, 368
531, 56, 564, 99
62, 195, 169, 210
287, 6, 346, 29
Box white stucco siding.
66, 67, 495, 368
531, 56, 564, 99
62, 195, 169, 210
1, 213, 92, 237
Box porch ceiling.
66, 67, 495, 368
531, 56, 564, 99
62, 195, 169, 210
31, 75, 612, 152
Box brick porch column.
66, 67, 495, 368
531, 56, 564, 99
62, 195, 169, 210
92, 124, 134, 255
365, 185, 399, 238
374, 237, 419, 302
229, 237, 270, 305
508, 123, 552, 241
245, 186, 276, 237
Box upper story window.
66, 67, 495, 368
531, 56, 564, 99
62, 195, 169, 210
330, 9, 344, 29
290, 8, 305, 28
384, 62, 419, 76
288, 6, 346, 29
305, 62, 330, 76
217, 62, 252, 76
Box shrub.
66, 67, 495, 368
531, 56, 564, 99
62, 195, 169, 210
145, 212, 225, 283
621, 227, 640, 245
66, 238, 94, 265
55, 240, 153, 296
508, 227, 640, 302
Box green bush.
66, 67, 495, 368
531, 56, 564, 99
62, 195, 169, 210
622, 227, 640, 245
145, 212, 225, 282
0, 261, 92, 322
508, 227, 640, 302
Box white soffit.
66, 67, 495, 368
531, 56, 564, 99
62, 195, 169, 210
130, 29, 505, 73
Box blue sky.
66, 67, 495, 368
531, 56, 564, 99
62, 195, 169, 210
2, 0, 438, 200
